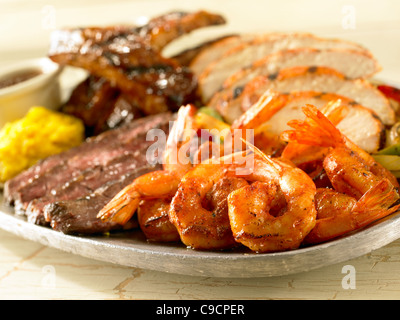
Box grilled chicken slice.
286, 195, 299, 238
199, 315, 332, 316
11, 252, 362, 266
198, 32, 374, 102
212, 66, 394, 125
172, 35, 237, 67
223, 47, 381, 91
233, 91, 384, 153
189, 34, 257, 76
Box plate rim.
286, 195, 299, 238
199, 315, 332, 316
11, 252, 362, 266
1, 197, 400, 278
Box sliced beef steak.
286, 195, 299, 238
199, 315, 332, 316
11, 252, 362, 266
44, 168, 157, 235
25, 152, 153, 226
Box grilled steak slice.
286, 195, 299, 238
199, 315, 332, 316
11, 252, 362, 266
197, 32, 374, 102
4, 113, 172, 207
25, 152, 155, 226
12, 112, 172, 213
4, 114, 156, 204
45, 169, 154, 235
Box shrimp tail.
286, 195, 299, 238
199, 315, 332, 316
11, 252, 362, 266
231, 89, 285, 129
97, 185, 141, 225
351, 179, 400, 227
281, 100, 348, 163
280, 103, 346, 148
320, 99, 349, 125
240, 138, 282, 173
166, 104, 197, 149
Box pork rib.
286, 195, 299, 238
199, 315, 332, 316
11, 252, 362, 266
49, 10, 226, 115
137, 10, 226, 51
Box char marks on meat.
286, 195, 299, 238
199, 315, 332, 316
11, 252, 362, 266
26, 152, 152, 226
136, 11, 226, 51
61, 76, 144, 136
50, 10, 226, 134
4, 113, 173, 234
45, 168, 156, 235
50, 30, 197, 116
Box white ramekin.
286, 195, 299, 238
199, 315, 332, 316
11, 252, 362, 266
0, 58, 62, 128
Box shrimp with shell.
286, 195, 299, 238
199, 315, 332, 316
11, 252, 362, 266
281, 104, 400, 244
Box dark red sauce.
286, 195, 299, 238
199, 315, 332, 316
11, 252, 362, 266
0, 69, 42, 90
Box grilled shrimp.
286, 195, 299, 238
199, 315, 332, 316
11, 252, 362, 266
168, 151, 255, 250
281, 105, 400, 244
230, 89, 288, 155
227, 145, 317, 253
304, 182, 400, 244
97, 105, 198, 226
280, 100, 349, 185
137, 198, 180, 242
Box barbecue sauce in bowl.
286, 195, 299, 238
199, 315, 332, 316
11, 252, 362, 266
0, 69, 42, 90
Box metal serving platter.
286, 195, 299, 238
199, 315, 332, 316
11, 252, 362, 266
2, 194, 400, 278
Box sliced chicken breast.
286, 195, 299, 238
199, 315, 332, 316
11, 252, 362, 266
212, 66, 394, 125
172, 35, 236, 66
223, 47, 381, 91
198, 32, 374, 102
249, 91, 385, 153
189, 35, 244, 75
189, 33, 270, 76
